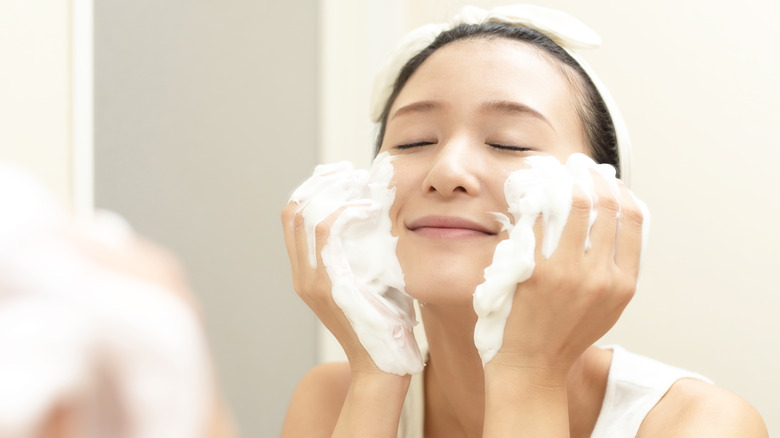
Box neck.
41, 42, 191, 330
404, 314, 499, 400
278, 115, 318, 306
421, 303, 485, 438
418, 303, 611, 438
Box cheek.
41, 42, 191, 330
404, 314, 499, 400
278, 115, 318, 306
387, 158, 422, 236
548, 128, 590, 164
388, 184, 407, 239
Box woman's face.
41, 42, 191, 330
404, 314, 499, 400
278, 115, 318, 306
379, 38, 588, 303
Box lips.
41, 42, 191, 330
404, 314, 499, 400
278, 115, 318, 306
406, 215, 497, 238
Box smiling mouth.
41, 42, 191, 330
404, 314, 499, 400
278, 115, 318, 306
407, 216, 496, 239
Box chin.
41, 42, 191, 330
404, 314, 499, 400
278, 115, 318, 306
400, 259, 488, 305
395, 232, 499, 304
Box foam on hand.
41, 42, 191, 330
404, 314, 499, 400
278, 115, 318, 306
289, 152, 423, 375
473, 153, 650, 365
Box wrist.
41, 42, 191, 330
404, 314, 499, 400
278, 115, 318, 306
484, 362, 568, 396
484, 353, 572, 388
333, 369, 412, 437
350, 368, 412, 393
483, 362, 570, 437
349, 365, 412, 410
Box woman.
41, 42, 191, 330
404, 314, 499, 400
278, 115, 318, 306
281, 5, 767, 437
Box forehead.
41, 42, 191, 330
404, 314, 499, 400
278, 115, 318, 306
390, 37, 578, 122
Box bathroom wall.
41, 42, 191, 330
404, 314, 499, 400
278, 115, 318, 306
93, 2, 320, 436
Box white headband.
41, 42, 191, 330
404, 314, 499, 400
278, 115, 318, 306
369, 4, 632, 183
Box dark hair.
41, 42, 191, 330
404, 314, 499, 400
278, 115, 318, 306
374, 22, 620, 177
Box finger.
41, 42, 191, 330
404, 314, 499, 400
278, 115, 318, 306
308, 204, 374, 344
289, 204, 374, 365
293, 202, 316, 274
587, 170, 620, 262
281, 201, 301, 276
553, 183, 592, 260
614, 182, 645, 277
304, 204, 364, 274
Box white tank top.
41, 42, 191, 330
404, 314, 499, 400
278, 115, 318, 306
397, 345, 711, 438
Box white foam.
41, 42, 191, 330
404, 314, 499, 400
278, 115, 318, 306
473, 153, 650, 365
290, 153, 423, 375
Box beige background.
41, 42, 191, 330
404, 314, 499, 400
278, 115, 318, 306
0, 1, 72, 203
2, 0, 778, 436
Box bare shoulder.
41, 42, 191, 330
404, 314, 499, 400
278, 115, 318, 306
280, 362, 351, 438
638, 378, 768, 437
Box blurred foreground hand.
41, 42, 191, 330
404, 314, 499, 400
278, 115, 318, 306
0, 162, 236, 438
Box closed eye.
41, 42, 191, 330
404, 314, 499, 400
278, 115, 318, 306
487, 143, 533, 152
396, 141, 436, 150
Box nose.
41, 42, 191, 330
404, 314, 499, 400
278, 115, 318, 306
422, 137, 482, 197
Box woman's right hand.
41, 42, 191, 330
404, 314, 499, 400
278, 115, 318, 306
282, 156, 423, 377
281, 202, 381, 374
281, 202, 412, 437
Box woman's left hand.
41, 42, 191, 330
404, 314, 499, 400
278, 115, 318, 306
481, 174, 645, 437
487, 174, 645, 379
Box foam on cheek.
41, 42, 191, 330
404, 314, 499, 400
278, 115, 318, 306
289, 152, 423, 375
473, 153, 650, 366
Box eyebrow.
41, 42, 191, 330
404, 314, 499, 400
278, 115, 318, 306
389, 100, 443, 121
389, 99, 553, 129
480, 100, 553, 128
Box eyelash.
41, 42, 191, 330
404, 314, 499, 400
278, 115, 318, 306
488, 143, 533, 152
395, 141, 436, 150
394, 141, 533, 152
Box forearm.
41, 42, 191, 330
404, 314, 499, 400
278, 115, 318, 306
332, 371, 411, 438
483, 365, 570, 437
